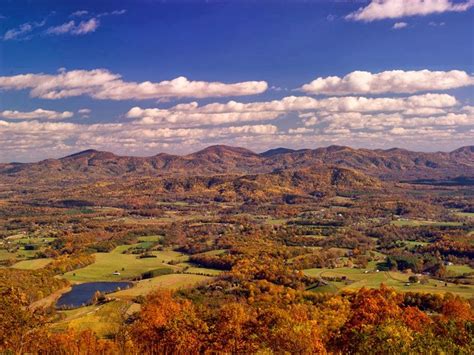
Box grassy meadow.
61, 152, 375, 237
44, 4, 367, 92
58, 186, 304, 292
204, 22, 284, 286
304, 266, 474, 298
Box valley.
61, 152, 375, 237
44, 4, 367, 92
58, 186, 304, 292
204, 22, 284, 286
1, 145, 473, 353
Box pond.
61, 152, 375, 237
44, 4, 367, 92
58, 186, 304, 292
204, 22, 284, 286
56, 281, 132, 309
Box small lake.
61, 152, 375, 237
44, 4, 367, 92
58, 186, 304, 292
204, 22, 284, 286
56, 282, 132, 309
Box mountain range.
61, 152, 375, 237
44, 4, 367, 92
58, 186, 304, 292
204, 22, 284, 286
0, 145, 472, 184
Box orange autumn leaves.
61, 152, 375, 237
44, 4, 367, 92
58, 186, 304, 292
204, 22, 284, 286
1, 285, 472, 354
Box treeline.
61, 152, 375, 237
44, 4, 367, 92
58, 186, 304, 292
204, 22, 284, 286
2, 286, 472, 354
0, 269, 68, 303
45, 253, 95, 274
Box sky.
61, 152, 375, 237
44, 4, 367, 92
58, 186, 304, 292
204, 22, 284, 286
0, 0, 473, 162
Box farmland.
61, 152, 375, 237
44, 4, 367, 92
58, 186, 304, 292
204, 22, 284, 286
1, 145, 473, 353
304, 266, 474, 298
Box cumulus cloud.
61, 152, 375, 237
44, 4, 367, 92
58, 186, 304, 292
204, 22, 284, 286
346, 0, 474, 22
288, 127, 314, 134
0, 69, 268, 100
300, 69, 474, 95
1, 103, 472, 162
46, 18, 99, 36
0, 108, 73, 120
127, 106, 280, 126
392, 22, 408, 29
126, 93, 459, 127
0, 120, 279, 162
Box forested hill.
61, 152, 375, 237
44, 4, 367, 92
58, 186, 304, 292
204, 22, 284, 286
0, 145, 472, 183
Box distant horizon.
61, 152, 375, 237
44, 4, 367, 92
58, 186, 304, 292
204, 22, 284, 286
2, 143, 472, 165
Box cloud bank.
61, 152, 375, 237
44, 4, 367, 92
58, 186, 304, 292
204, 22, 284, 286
0, 109, 73, 120
300, 70, 474, 95
0, 69, 269, 100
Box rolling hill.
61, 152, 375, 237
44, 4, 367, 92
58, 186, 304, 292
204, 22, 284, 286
0, 145, 472, 184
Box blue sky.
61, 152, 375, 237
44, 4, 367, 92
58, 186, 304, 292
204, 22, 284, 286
0, 0, 473, 162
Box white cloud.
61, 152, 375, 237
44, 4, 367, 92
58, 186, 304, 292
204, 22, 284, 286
403, 107, 446, 116
3, 19, 46, 40
109, 9, 127, 16
0, 107, 472, 162
127, 106, 280, 126
71, 10, 89, 17
4, 23, 33, 40
78, 108, 91, 118
46, 21, 75, 35
74, 18, 99, 34
288, 127, 314, 134
0, 108, 73, 120
0, 120, 278, 162
392, 22, 408, 29
300, 69, 474, 95
346, 0, 474, 22
126, 93, 459, 127
46, 18, 99, 36
0, 69, 268, 100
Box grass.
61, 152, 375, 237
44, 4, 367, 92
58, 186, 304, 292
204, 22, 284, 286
447, 264, 474, 275
53, 300, 132, 337
264, 217, 287, 226
15, 237, 56, 245
0, 249, 16, 261
11, 258, 52, 269
63, 246, 184, 282
302, 235, 326, 239
391, 219, 463, 227
454, 211, 474, 219
110, 274, 212, 299
65, 208, 96, 215
178, 262, 223, 276
0, 249, 38, 261
303, 267, 474, 298
137, 235, 162, 242
404, 241, 429, 249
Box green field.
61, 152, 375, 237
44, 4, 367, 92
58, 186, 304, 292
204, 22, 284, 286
404, 240, 430, 249
0, 249, 16, 261
53, 300, 133, 337
137, 235, 163, 242
178, 262, 223, 276
0, 248, 37, 261
304, 267, 474, 298
63, 246, 185, 282
111, 274, 212, 299
11, 258, 52, 269
452, 211, 474, 219
391, 219, 463, 227
60, 239, 225, 282
447, 264, 474, 275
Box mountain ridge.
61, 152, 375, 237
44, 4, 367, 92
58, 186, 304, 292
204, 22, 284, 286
0, 145, 472, 183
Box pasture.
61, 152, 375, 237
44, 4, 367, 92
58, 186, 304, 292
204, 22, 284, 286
304, 267, 474, 298
53, 300, 132, 337
391, 219, 463, 227
63, 245, 184, 282
12, 258, 52, 269
111, 274, 212, 299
